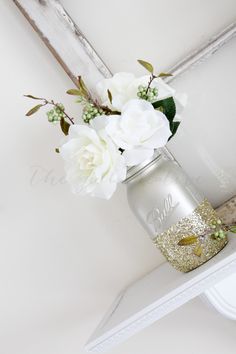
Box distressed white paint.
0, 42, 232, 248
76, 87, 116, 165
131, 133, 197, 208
13, 0, 112, 91
167, 22, 236, 80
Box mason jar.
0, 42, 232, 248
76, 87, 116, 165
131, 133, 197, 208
124, 147, 228, 272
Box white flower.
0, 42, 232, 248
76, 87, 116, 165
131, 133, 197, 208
96, 72, 187, 113
60, 125, 126, 199
105, 99, 172, 166
96, 72, 135, 111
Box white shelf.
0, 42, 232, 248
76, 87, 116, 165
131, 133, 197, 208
202, 273, 236, 320
85, 235, 236, 352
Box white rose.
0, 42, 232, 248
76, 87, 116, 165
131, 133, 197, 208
60, 125, 126, 199
96, 72, 135, 111
105, 99, 172, 166
96, 72, 187, 113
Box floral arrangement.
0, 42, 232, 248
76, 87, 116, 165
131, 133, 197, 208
25, 60, 186, 199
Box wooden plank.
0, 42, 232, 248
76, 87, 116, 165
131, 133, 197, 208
167, 22, 236, 80
13, 0, 112, 91
216, 196, 236, 225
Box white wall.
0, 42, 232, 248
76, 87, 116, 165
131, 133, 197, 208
0, 1, 236, 354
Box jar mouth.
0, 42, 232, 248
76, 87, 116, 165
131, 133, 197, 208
123, 147, 175, 183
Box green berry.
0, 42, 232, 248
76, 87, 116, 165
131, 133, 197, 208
82, 103, 105, 123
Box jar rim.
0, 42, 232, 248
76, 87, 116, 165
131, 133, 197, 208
123, 147, 175, 183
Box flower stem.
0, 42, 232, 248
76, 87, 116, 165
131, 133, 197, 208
146, 74, 156, 94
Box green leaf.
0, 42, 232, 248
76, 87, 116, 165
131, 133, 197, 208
55, 148, 60, 153
78, 76, 89, 98
152, 97, 176, 122
178, 236, 198, 246
169, 121, 180, 139
24, 94, 43, 100
60, 117, 70, 136
230, 226, 236, 233
157, 106, 164, 113
107, 89, 112, 104
66, 89, 81, 96
158, 72, 173, 78
137, 59, 154, 73
26, 104, 43, 116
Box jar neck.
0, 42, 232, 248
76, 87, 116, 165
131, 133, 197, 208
123, 147, 175, 184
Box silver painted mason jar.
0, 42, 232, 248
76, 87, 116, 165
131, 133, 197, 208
124, 147, 228, 272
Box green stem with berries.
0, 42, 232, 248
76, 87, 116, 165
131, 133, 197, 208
24, 95, 74, 125
47, 99, 74, 125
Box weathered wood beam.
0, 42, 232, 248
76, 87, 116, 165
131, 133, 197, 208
13, 0, 112, 91
216, 196, 236, 224
167, 22, 236, 80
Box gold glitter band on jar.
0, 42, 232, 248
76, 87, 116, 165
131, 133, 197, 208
153, 199, 228, 272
